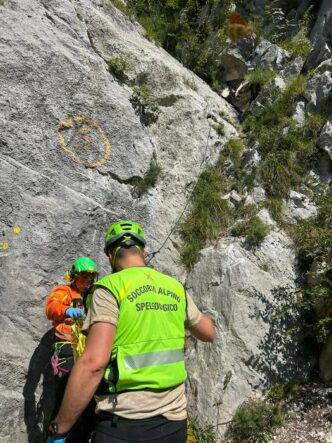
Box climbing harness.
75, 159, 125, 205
51, 318, 86, 375
51, 341, 72, 376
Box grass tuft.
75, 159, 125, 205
280, 33, 312, 58
131, 84, 160, 125
245, 68, 276, 87
110, 0, 129, 15
232, 216, 269, 247
107, 56, 128, 81
135, 154, 161, 197
189, 418, 218, 443
183, 76, 198, 91
229, 398, 287, 443
180, 138, 250, 268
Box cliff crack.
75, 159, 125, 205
0, 154, 114, 213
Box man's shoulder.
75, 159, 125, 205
49, 284, 72, 296
148, 268, 185, 292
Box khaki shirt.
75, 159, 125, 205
82, 286, 202, 420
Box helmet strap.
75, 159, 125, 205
111, 245, 121, 270
110, 244, 143, 271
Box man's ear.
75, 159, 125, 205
108, 252, 113, 265
142, 248, 147, 258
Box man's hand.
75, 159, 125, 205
65, 307, 84, 319
188, 313, 215, 342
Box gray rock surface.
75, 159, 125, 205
293, 101, 306, 127
0, 0, 323, 442
186, 234, 311, 433
0, 1, 237, 441
252, 39, 290, 70
280, 56, 305, 81
305, 0, 332, 70
319, 115, 332, 160
218, 50, 248, 82
304, 72, 332, 113
309, 0, 332, 48
285, 191, 318, 222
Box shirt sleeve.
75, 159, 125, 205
184, 292, 202, 329
45, 287, 71, 321
82, 287, 119, 333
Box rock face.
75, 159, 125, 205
305, 0, 332, 69
0, 0, 323, 442
0, 1, 237, 441
186, 234, 311, 433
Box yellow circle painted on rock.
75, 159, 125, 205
58, 115, 111, 168
12, 226, 21, 234
0, 242, 9, 250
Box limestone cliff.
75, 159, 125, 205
0, 1, 331, 442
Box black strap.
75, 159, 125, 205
112, 414, 119, 428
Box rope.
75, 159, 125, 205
146, 107, 213, 264
71, 319, 86, 360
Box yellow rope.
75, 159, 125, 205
71, 319, 86, 360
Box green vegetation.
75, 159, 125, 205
180, 138, 252, 268
268, 188, 332, 349
107, 56, 128, 81
280, 33, 312, 58
266, 382, 299, 403
245, 69, 276, 87
303, 114, 326, 136
179, 153, 233, 268
262, 198, 284, 225
135, 154, 161, 197
183, 76, 198, 91
189, 418, 218, 443
280, 5, 313, 58
110, 0, 129, 15
229, 398, 287, 443
116, 1, 314, 91
243, 75, 325, 198
212, 122, 225, 137
125, 0, 234, 85
232, 216, 269, 246
222, 138, 245, 179
131, 84, 160, 125
291, 188, 332, 344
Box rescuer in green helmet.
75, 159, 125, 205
45, 256, 98, 443
48, 221, 215, 443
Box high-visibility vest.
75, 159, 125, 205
93, 266, 187, 393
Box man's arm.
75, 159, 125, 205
188, 313, 215, 342
54, 322, 116, 434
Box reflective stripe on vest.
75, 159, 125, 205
124, 349, 184, 370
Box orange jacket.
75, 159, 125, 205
45, 285, 83, 341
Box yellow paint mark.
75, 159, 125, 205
58, 115, 111, 168
0, 242, 9, 250
12, 226, 21, 234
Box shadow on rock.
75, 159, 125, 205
245, 286, 313, 387
23, 328, 56, 443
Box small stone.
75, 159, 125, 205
251, 186, 266, 203
229, 190, 242, 203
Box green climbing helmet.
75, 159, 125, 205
71, 257, 97, 276
104, 220, 146, 255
